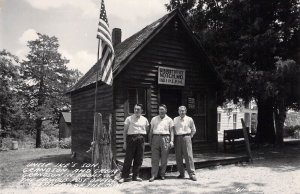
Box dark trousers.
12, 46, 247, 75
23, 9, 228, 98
121, 134, 145, 179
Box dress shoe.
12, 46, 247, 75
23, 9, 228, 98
118, 177, 131, 183
132, 177, 143, 182
177, 174, 185, 179
190, 175, 197, 181
149, 176, 155, 182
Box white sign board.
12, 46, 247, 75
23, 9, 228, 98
158, 66, 185, 86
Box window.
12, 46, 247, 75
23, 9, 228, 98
244, 102, 250, 109
128, 88, 147, 114
217, 113, 221, 131
233, 113, 237, 129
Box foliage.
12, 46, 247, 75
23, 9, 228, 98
41, 133, 58, 149
283, 125, 300, 138
20, 33, 80, 147
1, 32, 82, 148
285, 112, 300, 126
59, 137, 71, 149
0, 50, 24, 131
166, 0, 300, 144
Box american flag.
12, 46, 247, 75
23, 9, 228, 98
96, 0, 114, 85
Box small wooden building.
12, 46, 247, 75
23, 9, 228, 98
58, 112, 72, 140
68, 10, 220, 161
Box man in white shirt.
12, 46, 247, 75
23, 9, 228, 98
173, 106, 197, 181
149, 104, 174, 182
118, 104, 149, 183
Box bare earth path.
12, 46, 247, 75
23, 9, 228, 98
0, 141, 299, 194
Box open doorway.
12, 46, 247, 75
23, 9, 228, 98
159, 89, 182, 119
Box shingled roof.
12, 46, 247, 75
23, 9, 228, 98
68, 9, 219, 93
69, 10, 176, 92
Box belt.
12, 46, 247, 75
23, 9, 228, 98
127, 134, 146, 136
153, 134, 170, 136
175, 133, 191, 136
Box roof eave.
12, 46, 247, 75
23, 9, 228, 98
112, 10, 178, 78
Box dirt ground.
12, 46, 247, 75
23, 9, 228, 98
1, 141, 300, 194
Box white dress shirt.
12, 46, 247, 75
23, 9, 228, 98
173, 115, 196, 135
150, 115, 174, 135
124, 115, 149, 135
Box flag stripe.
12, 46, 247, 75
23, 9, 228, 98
98, 20, 110, 34
102, 57, 112, 80
101, 44, 108, 59
97, 28, 112, 43
100, 48, 110, 75
97, 21, 111, 41
103, 64, 112, 84
97, 27, 113, 46
97, 33, 114, 54
101, 52, 112, 77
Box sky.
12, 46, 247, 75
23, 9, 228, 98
0, 0, 169, 74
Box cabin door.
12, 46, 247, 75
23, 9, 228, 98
159, 89, 182, 119
190, 92, 208, 142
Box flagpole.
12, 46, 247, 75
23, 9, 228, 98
94, 38, 101, 114
91, 36, 101, 174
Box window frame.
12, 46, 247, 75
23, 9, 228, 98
127, 88, 148, 116
233, 113, 237, 129
217, 113, 221, 131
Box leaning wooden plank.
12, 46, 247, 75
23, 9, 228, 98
241, 118, 253, 163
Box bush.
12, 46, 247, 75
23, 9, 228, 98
284, 125, 300, 138
1, 137, 13, 149
58, 137, 71, 149
294, 129, 300, 139
41, 133, 58, 149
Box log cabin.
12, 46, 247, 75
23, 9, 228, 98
68, 9, 220, 161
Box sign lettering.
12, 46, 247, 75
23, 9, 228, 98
158, 67, 185, 86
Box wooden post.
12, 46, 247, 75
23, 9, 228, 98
91, 112, 102, 174
90, 113, 113, 175
241, 118, 253, 163
99, 114, 112, 169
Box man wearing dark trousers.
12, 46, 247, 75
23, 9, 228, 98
118, 104, 149, 183
173, 106, 197, 181
149, 104, 174, 182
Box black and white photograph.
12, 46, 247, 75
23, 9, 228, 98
1, 0, 300, 193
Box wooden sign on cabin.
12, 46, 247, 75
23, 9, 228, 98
158, 66, 185, 86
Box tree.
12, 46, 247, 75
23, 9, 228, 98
166, 0, 300, 144
0, 50, 21, 131
21, 33, 77, 148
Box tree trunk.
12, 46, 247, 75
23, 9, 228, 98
274, 98, 286, 146
35, 117, 42, 148
256, 97, 276, 144
36, 73, 45, 148
0, 107, 7, 131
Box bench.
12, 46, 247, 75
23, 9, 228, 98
223, 127, 255, 153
